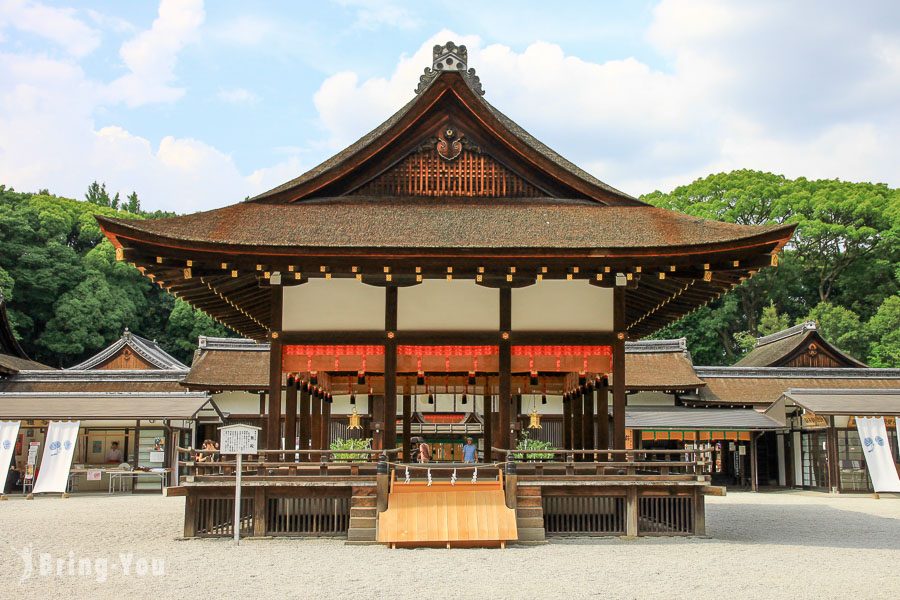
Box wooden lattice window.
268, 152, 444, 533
352, 148, 544, 198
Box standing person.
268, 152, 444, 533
462, 437, 478, 463
417, 437, 432, 464
105, 441, 123, 463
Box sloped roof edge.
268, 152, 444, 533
68, 330, 188, 371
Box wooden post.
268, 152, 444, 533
285, 382, 298, 452
253, 487, 266, 537
499, 287, 512, 452
583, 387, 595, 453
597, 384, 609, 456
402, 393, 412, 460
267, 286, 284, 450
612, 287, 626, 450
298, 384, 310, 459
384, 286, 398, 453
504, 464, 518, 510
694, 488, 706, 536
483, 393, 493, 461
371, 395, 385, 451
563, 395, 572, 450
321, 399, 332, 449
183, 489, 197, 538
258, 391, 267, 445
625, 486, 638, 537
827, 416, 840, 494
572, 392, 584, 453
512, 393, 522, 449
750, 432, 759, 492
133, 419, 141, 470
310, 393, 322, 450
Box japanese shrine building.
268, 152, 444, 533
98, 41, 795, 458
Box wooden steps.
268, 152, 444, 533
515, 484, 546, 542
347, 486, 377, 542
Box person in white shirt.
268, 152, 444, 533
105, 441, 123, 463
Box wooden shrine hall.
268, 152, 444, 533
97, 42, 796, 544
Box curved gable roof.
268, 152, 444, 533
735, 322, 867, 368
68, 330, 188, 371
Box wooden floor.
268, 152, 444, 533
377, 479, 518, 547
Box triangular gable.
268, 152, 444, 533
250, 43, 642, 206
735, 322, 866, 368
68, 330, 188, 371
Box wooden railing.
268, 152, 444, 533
493, 448, 705, 478
176, 448, 400, 483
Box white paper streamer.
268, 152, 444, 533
451, 469, 457, 485
426, 468, 432, 486
471, 467, 478, 483
404, 466, 410, 484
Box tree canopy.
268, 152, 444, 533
645, 170, 900, 366
0, 184, 231, 367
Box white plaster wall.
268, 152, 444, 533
398, 280, 498, 331
512, 280, 613, 331
282, 279, 385, 331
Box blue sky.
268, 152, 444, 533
1, 0, 899, 212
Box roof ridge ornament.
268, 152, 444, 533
415, 41, 484, 96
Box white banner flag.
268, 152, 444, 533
856, 416, 900, 493
33, 421, 80, 494
0, 421, 21, 494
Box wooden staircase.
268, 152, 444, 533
347, 485, 378, 543
514, 484, 546, 542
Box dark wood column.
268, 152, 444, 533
321, 399, 332, 449
285, 381, 298, 451
483, 393, 493, 461
299, 384, 310, 459
827, 416, 840, 493
383, 286, 398, 452
572, 392, 584, 453
267, 286, 284, 450
498, 287, 512, 453
597, 384, 609, 456
371, 395, 385, 451
583, 387, 595, 451
613, 287, 627, 450
258, 391, 267, 444
563, 395, 572, 450
402, 393, 412, 460
512, 393, 522, 448
310, 393, 322, 451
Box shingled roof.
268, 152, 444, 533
0, 369, 187, 393
735, 321, 867, 368
624, 338, 705, 390
690, 366, 900, 407
68, 329, 188, 371
182, 336, 270, 391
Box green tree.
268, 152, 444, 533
126, 191, 140, 214
866, 295, 900, 367
758, 302, 790, 336
162, 300, 232, 364
85, 181, 111, 207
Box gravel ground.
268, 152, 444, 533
1, 491, 898, 599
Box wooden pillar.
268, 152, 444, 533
285, 382, 298, 452
572, 392, 584, 453
258, 391, 267, 446
267, 286, 284, 450
597, 384, 609, 454
483, 393, 493, 461
827, 416, 840, 493
371, 395, 385, 451
750, 432, 759, 492
563, 395, 572, 450
512, 393, 522, 448
298, 384, 310, 459
383, 286, 398, 453
612, 287, 626, 450
321, 399, 332, 449
310, 393, 322, 451
498, 287, 512, 453
133, 419, 141, 469
583, 387, 595, 451
402, 394, 412, 460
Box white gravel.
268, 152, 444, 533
1, 491, 898, 599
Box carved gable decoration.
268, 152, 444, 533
352, 126, 544, 198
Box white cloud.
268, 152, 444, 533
217, 87, 259, 105
105, 0, 205, 107
0, 0, 100, 57
309, 4, 900, 195
333, 0, 419, 31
